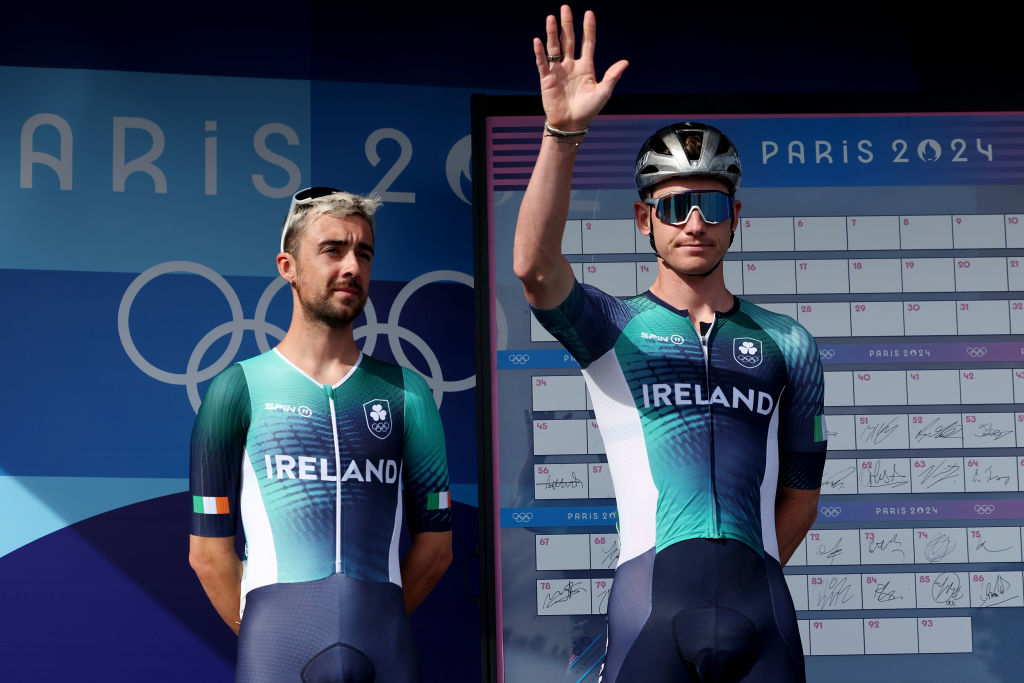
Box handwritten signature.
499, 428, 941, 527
866, 533, 906, 560
931, 572, 965, 607
815, 537, 845, 565
978, 575, 1019, 608
924, 533, 957, 562
860, 417, 902, 445
821, 466, 856, 491
918, 460, 961, 489
537, 472, 584, 490
543, 580, 588, 608
864, 462, 909, 489
914, 418, 962, 442
971, 465, 1011, 487
813, 576, 856, 609
975, 423, 1012, 441
873, 580, 901, 603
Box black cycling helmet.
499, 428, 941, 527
634, 122, 742, 197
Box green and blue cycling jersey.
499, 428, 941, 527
189, 349, 451, 594
532, 282, 826, 566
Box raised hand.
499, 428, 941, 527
532, 5, 628, 132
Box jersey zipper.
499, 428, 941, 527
324, 384, 343, 573
699, 317, 721, 538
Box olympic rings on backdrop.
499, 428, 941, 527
119, 261, 475, 412
974, 504, 995, 515
511, 512, 534, 523
819, 506, 842, 518
966, 347, 988, 358
508, 354, 530, 365
819, 348, 836, 360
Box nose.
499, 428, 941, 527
681, 208, 708, 235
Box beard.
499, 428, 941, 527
293, 277, 367, 329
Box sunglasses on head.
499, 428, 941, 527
281, 187, 342, 252
643, 190, 734, 226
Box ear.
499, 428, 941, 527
276, 252, 295, 282
731, 199, 742, 239
634, 200, 652, 237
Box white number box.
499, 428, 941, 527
857, 458, 911, 492
900, 215, 953, 250
957, 300, 1009, 335
914, 528, 968, 564
586, 420, 605, 454
954, 257, 1008, 292
808, 574, 862, 611
969, 570, 1024, 608
864, 617, 917, 654
820, 458, 858, 495
562, 220, 583, 254
535, 534, 590, 570
533, 419, 587, 455
909, 413, 963, 450
965, 456, 1018, 492
796, 260, 849, 294
588, 463, 615, 498
862, 573, 916, 610
1009, 258, 1024, 290
849, 259, 902, 294
532, 375, 587, 411
785, 574, 808, 611
907, 370, 961, 405
590, 534, 619, 570
853, 371, 907, 406
910, 457, 965, 493
918, 616, 972, 654
901, 258, 954, 292
536, 578, 592, 615
582, 219, 636, 254
962, 413, 1016, 449
1007, 215, 1024, 247
967, 526, 1022, 563
903, 301, 958, 336
859, 528, 914, 565
809, 619, 864, 656
758, 302, 797, 318
591, 578, 614, 614
960, 369, 1013, 404
805, 529, 861, 567
916, 572, 970, 608
797, 303, 851, 337
953, 214, 1005, 249
742, 260, 795, 294
740, 217, 794, 251
635, 261, 657, 292
534, 463, 589, 500
851, 301, 904, 336
847, 216, 900, 250
856, 415, 909, 450
794, 216, 846, 251
824, 414, 855, 451
581, 262, 637, 297
823, 372, 853, 407
798, 621, 810, 656
722, 260, 743, 294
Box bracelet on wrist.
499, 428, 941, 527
543, 121, 589, 137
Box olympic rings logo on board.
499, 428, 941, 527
966, 347, 988, 358
118, 261, 475, 412
819, 349, 836, 360
974, 504, 995, 515
511, 512, 534, 523
508, 354, 530, 365
819, 506, 842, 518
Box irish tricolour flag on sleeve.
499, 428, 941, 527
427, 491, 450, 510
814, 415, 827, 443
193, 495, 230, 514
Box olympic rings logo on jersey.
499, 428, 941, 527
511, 512, 534, 523
118, 261, 477, 412
966, 346, 988, 358
819, 506, 842, 518
974, 504, 995, 515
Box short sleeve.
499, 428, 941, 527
777, 324, 828, 490
530, 281, 634, 369
189, 364, 250, 537
401, 368, 452, 534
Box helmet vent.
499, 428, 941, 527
683, 134, 703, 162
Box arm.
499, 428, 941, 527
189, 535, 243, 634
400, 530, 453, 613
513, 5, 628, 309
775, 486, 820, 566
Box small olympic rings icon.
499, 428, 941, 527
819, 506, 842, 518
511, 512, 534, 523
370, 423, 390, 433
819, 349, 836, 360
966, 347, 988, 358
974, 504, 995, 515
508, 354, 530, 365
118, 261, 476, 412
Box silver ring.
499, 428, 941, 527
546, 54, 563, 63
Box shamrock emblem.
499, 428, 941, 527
370, 404, 387, 421
738, 341, 758, 355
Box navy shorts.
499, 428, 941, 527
235, 573, 420, 683
601, 538, 805, 683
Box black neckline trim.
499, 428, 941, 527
642, 290, 740, 319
